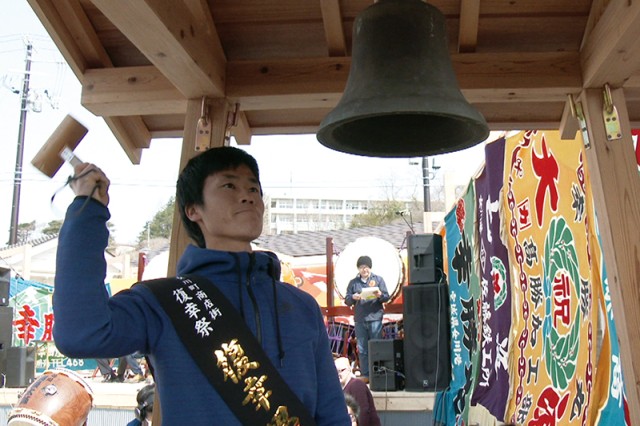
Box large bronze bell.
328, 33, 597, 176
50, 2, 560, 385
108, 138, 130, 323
316, 0, 489, 157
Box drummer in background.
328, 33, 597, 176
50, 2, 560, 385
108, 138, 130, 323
127, 384, 155, 426
344, 255, 390, 383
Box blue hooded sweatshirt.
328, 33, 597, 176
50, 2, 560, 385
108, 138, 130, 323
53, 197, 350, 425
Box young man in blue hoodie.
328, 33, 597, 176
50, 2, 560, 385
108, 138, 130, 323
54, 146, 350, 425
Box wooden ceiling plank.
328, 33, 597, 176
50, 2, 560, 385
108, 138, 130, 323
458, 0, 480, 53
581, 0, 640, 87
320, 0, 348, 56
82, 66, 187, 116
89, 0, 226, 98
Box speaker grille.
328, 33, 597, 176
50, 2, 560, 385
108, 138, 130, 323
407, 234, 443, 284
402, 283, 451, 391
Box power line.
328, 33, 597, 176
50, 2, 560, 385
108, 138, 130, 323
3, 39, 65, 244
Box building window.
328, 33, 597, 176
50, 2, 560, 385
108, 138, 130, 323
276, 199, 293, 209
327, 200, 342, 210
277, 214, 294, 223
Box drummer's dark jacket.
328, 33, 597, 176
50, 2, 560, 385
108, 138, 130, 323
344, 273, 390, 322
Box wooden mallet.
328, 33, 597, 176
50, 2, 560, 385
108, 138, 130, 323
31, 114, 87, 177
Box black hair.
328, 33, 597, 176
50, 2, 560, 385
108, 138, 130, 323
135, 384, 155, 421
344, 392, 360, 423
176, 146, 261, 248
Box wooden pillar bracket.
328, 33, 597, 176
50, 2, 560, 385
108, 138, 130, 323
195, 96, 212, 152
569, 94, 591, 149
602, 84, 622, 141
224, 103, 240, 145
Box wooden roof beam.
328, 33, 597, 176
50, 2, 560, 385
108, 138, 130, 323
227, 51, 583, 107
89, 0, 227, 98
27, 0, 151, 164
103, 116, 150, 164
579, 0, 607, 51
457, 0, 480, 53
320, 0, 348, 56
81, 51, 583, 115
83, 66, 187, 116
27, 0, 103, 79
183, 0, 218, 38
580, 0, 640, 88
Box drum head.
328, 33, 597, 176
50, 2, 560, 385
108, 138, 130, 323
334, 236, 404, 301
9, 369, 94, 426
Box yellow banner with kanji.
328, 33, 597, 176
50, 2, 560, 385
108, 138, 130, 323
502, 130, 599, 424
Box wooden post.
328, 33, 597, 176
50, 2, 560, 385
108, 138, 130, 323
166, 98, 231, 276
152, 97, 231, 426
580, 87, 640, 421
326, 237, 335, 313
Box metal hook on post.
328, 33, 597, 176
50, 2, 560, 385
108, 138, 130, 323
569, 94, 591, 149
195, 96, 212, 151
602, 83, 622, 141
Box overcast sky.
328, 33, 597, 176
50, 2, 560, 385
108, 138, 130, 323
0, 1, 491, 245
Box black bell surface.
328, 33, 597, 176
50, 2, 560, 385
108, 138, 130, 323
316, 0, 489, 157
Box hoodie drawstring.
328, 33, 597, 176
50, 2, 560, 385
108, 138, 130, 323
233, 254, 246, 322
245, 254, 262, 344
232, 253, 284, 366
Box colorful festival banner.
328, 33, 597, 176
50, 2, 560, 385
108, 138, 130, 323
9, 277, 97, 373
502, 130, 599, 424
590, 231, 630, 424
10, 278, 55, 346
435, 182, 482, 425
470, 137, 512, 419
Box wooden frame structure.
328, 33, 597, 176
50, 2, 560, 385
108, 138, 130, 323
25, 0, 640, 422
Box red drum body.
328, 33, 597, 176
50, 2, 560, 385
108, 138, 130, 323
8, 369, 94, 426
334, 236, 405, 302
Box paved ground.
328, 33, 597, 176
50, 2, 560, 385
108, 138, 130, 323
83, 374, 154, 408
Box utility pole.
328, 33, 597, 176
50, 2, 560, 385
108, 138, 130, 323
420, 156, 440, 233
9, 41, 33, 245
421, 156, 431, 212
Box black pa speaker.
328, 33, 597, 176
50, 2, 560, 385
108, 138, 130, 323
0, 306, 14, 350
0, 267, 10, 306
407, 234, 443, 284
3, 346, 36, 388
369, 339, 404, 391
403, 283, 451, 391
